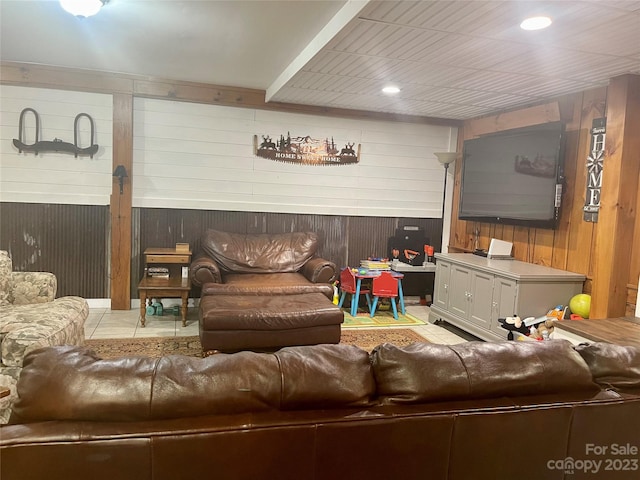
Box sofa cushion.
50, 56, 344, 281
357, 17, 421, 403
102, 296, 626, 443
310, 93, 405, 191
201, 273, 333, 298
11, 346, 284, 423
275, 344, 375, 409
574, 342, 640, 389
201, 230, 318, 273
11, 344, 374, 424
371, 340, 598, 404
0, 296, 88, 368
8, 271, 57, 305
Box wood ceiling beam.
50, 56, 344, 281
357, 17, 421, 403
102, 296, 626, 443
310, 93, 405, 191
1, 61, 460, 127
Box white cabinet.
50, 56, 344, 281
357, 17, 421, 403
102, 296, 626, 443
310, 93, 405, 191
467, 269, 494, 330
447, 264, 494, 330
429, 253, 585, 342
448, 263, 471, 319
433, 259, 451, 311
489, 276, 518, 337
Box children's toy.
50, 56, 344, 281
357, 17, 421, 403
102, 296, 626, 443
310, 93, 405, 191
546, 305, 568, 321
403, 249, 419, 265
528, 319, 556, 340
498, 315, 529, 340
569, 294, 591, 319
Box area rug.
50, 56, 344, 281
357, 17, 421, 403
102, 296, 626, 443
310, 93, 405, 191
84, 328, 428, 359
341, 328, 427, 351
342, 308, 426, 327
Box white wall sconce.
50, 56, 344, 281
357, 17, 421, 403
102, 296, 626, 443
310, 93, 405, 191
113, 165, 128, 194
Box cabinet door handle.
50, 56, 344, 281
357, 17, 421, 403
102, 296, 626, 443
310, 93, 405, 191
444, 283, 448, 290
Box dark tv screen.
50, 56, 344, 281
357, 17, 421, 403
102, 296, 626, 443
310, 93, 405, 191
459, 121, 565, 229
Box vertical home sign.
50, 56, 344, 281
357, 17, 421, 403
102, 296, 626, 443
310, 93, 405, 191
583, 118, 606, 223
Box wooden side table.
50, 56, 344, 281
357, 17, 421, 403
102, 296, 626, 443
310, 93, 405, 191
138, 248, 192, 327
138, 276, 191, 327
554, 316, 640, 347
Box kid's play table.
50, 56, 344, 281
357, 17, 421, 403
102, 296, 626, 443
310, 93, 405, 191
351, 269, 405, 317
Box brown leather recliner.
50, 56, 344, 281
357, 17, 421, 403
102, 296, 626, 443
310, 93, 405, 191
190, 230, 337, 299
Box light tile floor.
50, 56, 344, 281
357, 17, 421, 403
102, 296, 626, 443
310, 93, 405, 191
86, 297, 473, 345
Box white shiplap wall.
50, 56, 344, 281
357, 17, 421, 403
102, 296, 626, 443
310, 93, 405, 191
134, 98, 457, 217
0, 87, 457, 217
0, 85, 113, 205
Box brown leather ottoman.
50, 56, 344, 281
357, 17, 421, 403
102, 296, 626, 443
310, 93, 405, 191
199, 293, 344, 354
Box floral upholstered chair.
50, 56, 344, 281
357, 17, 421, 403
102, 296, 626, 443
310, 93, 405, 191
0, 250, 88, 423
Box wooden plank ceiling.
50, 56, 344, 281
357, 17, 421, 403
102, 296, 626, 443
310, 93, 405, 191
1, 0, 639, 120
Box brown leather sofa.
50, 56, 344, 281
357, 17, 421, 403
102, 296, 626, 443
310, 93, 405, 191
190, 229, 337, 298
2, 340, 639, 480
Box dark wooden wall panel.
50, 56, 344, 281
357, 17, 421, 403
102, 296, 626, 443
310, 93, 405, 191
1, 206, 440, 301
451, 82, 639, 315
136, 207, 443, 298
0, 202, 108, 298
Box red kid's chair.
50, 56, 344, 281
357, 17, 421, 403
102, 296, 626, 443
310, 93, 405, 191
337, 267, 371, 313
370, 271, 399, 319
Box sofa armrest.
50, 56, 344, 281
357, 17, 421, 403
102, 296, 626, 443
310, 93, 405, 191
301, 257, 337, 284
190, 254, 222, 287
9, 272, 57, 305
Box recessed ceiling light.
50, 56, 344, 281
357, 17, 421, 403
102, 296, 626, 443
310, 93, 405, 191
382, 86, 401, 95
520, 16, 552, 31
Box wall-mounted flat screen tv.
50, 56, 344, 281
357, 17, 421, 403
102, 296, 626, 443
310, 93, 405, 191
459, 121, 565, 229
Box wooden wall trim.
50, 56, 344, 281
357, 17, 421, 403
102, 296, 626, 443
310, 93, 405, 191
133, 78, 266, 108
0, 62, 134, 94
1, 61, 461, 127
463, 102, 560, 138
110, 93, 133, 309
591, 74, 640, 318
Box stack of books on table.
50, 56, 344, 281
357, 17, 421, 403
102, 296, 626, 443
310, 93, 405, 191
360, 259, 391, 270
147, 267, 169, 278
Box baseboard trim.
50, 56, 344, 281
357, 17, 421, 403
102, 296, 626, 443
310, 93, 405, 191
85, 298, 199, 310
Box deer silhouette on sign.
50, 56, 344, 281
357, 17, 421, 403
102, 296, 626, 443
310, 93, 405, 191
259, 135, 277, 150
340, 142, 356, 156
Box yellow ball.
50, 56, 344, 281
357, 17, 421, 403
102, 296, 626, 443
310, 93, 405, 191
569, 294, 591, 319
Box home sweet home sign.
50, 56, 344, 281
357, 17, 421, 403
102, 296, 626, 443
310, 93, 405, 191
253, 133, 360, 165
583, 118, 606, 223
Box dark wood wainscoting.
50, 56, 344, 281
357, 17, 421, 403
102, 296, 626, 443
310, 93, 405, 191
134, 208, 443, 299
0, 203, 442, 300
0, 202, 109, 298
